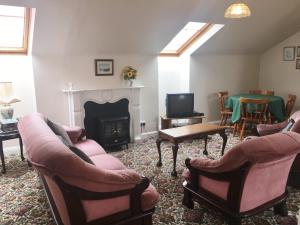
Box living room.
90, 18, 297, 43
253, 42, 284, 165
1, 0, 300, 225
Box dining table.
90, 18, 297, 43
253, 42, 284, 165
226, 93, 286, 123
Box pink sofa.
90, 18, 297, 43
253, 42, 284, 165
182, 132, 300, 225
18, 113, 159, 225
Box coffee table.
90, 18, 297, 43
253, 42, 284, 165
156, 123, 227, 177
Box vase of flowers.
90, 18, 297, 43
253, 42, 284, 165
122, 66, 137, 87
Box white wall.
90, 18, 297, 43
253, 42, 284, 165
190, 54, 260, 121
0, 55, 37, 148
0, 56, 36, 117
259, 30, 300, 111
32, 54, 159, 132
158, 56, 190, 120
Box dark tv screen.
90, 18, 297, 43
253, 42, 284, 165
166, 93, 194, 118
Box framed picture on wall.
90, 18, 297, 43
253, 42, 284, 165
296, 59, 300, 69
297, 46, 300, 57
95, 59, 114, 76
283, 47, 295, 61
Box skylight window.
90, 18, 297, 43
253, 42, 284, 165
160, 22, 224, 57
0, 5, 30, 54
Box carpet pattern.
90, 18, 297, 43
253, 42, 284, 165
0, 133, 299, 225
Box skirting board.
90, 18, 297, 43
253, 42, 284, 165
141, 131, 158, 139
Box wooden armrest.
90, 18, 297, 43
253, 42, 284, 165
130, 176, 150, 214
54, 175, 150, 215
44, 174, 152, 225
79, 128, 86, 140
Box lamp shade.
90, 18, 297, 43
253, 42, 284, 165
0, 82, 21, 104
224, 2, 251, 18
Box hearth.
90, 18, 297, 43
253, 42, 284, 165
84, 99, 130, 149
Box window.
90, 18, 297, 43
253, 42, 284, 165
160, 22, 223, 57
0, 5, 30, 54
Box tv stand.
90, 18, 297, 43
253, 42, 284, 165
160, 115, 206, 129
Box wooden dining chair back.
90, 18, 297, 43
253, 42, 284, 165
218, 91, 232, 126
286, 94, 297, 118
218, 91, 228, 111
249, 90, 262, 94
261, 90, 275, 96
239, 98, 269, 140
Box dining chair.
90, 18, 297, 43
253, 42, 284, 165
261, 90, 275, 96
218, 91, 232, 126
249, 90, 262, 94
239, 97, 269, 140
286, 94, 297, 118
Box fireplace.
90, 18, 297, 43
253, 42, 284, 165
63, 86, 143, 142
84, 99, 130, 149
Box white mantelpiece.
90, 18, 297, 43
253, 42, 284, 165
63, 86, 144, 142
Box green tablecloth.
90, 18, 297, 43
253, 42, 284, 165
226, 94, 286, 123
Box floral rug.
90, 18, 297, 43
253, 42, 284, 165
0, 132, 299, 225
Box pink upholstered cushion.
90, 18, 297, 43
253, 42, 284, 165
190, 132, 300, 173
75, 139, 106, 157
199, 176, 230, 200
182, 170, 229, 200
82, 183, 159, 222
257, 121, 289, 136
141, 184, 160, 211
63, 126, 83, 144
90, 154, 126, 170
44, 175, 71, 225
240, 156, 295, 212
257, 110, 300, 136
82, 196, 130, 222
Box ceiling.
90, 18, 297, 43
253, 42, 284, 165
1, 0, 300, 55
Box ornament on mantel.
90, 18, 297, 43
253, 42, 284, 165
121, 66, 137, 87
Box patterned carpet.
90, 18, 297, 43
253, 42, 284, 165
0, 132, 299, 225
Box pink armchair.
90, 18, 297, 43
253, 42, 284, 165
256, 110, 300, 188
182, 132, 300, 225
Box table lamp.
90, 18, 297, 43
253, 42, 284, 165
0, 82, 21, 120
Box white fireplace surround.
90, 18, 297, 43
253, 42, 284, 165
63, 86, 144, 142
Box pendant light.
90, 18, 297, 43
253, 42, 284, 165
224, 2, 251, 19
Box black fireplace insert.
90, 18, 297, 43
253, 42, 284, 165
84, 99, 130, 149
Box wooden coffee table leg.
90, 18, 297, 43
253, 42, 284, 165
171, 143, 179, 177
156, 138, 162, 167
203, 135, 208, 155
220, 130, 228, 156
0, 140, 5, 173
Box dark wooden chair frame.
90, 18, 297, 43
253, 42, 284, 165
39, 172, 155, 225
182, 158, 288, 225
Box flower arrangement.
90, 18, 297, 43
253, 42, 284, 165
122, 66, 137, 80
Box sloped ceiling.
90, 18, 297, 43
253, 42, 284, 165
2, 0, 300, 55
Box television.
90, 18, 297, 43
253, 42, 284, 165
166, 93, 195, 118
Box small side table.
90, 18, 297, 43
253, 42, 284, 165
0, 130, 24, 173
